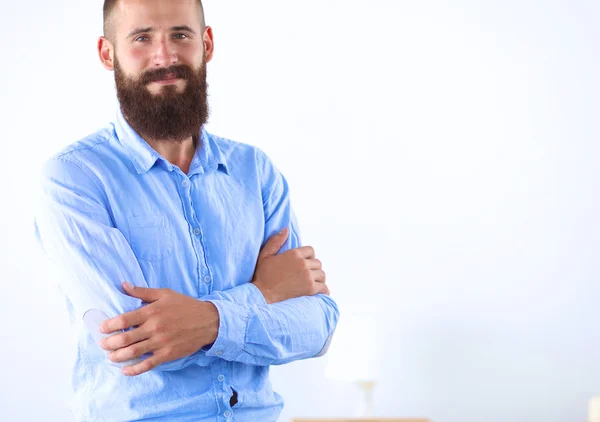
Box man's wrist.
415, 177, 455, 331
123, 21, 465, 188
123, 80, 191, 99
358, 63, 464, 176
201, 301, 220, 347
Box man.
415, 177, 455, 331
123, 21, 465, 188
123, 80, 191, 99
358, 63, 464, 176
33, 0, 339, 420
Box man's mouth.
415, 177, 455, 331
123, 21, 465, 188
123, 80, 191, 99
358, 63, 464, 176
152, 73, 180, 84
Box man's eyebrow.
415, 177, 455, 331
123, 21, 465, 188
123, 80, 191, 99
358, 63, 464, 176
126, 25, 197, 39
171, 25, 196, 34
127, 27, 153, 39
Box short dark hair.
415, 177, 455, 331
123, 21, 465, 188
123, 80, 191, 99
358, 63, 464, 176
103, 0, 205, 41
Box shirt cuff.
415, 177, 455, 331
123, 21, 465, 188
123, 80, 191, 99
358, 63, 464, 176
202, 299, 252, 360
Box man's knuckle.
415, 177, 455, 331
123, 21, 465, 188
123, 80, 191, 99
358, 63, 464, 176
115, 316, 127, 328
156, 334, 170, 345
122, 332, 134, 344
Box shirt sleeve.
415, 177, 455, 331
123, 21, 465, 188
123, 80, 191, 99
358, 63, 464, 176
202, 149, 340, 366
33, 156, 267, 372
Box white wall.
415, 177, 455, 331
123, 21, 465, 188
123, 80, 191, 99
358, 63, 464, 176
1, 1, 599, 421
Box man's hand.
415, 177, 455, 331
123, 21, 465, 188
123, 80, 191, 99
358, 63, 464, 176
252, 228, 329, 304
98, 282, 219, 376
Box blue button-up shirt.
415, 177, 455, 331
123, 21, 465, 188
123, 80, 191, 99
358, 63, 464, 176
33, 109, 339, 422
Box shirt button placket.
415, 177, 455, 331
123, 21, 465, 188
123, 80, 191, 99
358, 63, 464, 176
180, 180, 210, 292
216, 371, 232, 419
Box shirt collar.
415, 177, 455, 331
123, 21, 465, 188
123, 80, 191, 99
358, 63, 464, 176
113, 108, 229, 175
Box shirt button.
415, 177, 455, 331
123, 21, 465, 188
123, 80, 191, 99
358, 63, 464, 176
224, 411, 232, 418
204, 275, 212, 283
215, 350, 223, 356
182, 180, 190, 187
217, 374, 225, 382
193, 228, 201, 235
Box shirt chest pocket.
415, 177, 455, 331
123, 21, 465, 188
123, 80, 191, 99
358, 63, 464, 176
127, 213, 174, 262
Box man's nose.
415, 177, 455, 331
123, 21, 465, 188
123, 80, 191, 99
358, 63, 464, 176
152, 38, 178, 67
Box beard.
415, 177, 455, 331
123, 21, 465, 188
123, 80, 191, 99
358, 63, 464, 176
114, 57, 209, 143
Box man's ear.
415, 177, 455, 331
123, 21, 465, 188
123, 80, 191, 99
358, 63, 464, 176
203, 26, 215, 63
98, 36, 115, 70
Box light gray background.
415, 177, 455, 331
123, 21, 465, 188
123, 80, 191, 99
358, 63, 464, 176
1, 1, 599, 421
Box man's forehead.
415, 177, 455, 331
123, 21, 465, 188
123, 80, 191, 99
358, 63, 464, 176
113, 0, 201, 34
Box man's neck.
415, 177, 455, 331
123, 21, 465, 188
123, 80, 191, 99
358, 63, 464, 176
145, 134, 198, 175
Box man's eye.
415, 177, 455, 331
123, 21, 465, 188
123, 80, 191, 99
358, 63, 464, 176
173, 33, 188, 40
135, 36, 149, 42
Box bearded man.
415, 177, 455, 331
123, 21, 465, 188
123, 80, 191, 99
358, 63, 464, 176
33, 1, 339, 420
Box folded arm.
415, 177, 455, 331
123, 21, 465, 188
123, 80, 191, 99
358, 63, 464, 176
200, 149, 340, 366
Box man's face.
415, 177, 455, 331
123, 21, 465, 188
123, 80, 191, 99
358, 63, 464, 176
108, 0, 210, 142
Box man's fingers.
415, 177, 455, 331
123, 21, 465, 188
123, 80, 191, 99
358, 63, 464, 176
122, 282, 167, 303
100, 306, 150, 334
295, 245, 315, 259
258, 228, 289, 261
312, 269, 329, 295
311, 269, 326, 284
307, 258, 322, 270
122, 353, 163, 376
100, 325, 150, 351
108, 338, 153, 363
314, 281, 330, 296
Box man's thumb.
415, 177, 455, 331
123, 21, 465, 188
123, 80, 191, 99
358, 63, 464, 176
122, 282, 163, 303
258, 228, 289, 261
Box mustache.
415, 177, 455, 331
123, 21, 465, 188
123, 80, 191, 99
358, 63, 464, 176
140, 65, 193, 85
